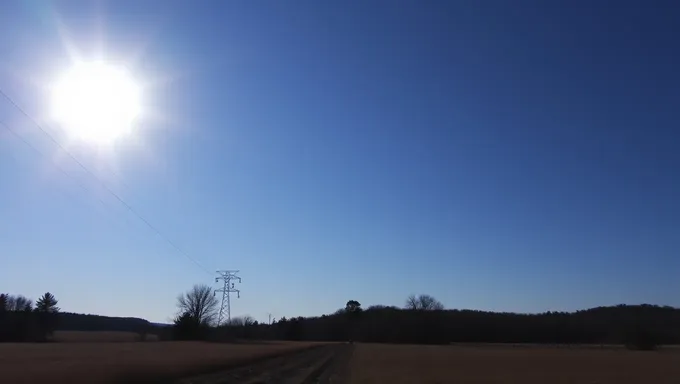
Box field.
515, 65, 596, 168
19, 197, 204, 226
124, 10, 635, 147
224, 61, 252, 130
3, 340, 680, 383
349, 344, 680, 383
0, 340, 324, 383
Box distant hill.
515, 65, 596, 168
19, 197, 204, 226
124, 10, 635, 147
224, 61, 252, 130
256, 303, 680, 346
151, 322, 172, 327
57, 312, 151, 333
51, 304, 680, 346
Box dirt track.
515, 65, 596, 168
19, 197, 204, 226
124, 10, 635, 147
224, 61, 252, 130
175, 344, 353, 384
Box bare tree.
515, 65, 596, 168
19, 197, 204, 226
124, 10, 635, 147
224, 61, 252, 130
405, 294, 444, 311
241, 315, 256, 326
419, 294, 444, 310
176, 284, 218, 326
405, 294, 419, 310
4, 295, 33, 312
228, 315, 256, 327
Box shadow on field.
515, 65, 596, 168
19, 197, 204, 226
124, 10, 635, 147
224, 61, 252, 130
115, 344, 325, 384
449, 342, 680, 353
230, 339, 292, 345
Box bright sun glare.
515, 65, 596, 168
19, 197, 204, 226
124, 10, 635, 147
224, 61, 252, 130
51, 61, 141, 144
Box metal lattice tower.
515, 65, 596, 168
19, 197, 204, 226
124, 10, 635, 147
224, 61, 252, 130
214, 270, 241, 326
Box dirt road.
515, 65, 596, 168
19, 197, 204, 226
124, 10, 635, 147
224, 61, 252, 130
175, 343, 353, 384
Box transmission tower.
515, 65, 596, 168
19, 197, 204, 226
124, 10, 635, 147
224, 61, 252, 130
214, 270, 242, 326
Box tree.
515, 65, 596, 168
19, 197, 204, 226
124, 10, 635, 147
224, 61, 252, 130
173, 284, 218, 340
405, 294, 444, 311
228, 315, 256, 327
34, 292, 60, 341
157, 301, 680, 346
0, 294, 34, 341
346, 300, 362, 313
224, 315, 257, 339
173, 312, 206, 341
3, 295, 33, 312
0, 294, 7, 341
0, 294, 8, 312
345, 300, 362, 343
35, 292, 60, 313
176, 284, 218, 326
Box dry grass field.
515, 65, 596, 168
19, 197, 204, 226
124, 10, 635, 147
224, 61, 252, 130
4, 341, 680, 383
348, 343, 680, 383
0, 341, 322, 383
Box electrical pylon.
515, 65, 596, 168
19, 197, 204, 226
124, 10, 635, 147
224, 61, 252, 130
214, 270, 241, 326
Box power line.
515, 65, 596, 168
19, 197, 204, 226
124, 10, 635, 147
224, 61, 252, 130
1, 119, 155, 245
214, 270, 242, 326
1, 120, 115, 216
0, 87, 212, 274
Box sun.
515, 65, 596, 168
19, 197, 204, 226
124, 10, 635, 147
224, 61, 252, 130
50, 61, 141, 145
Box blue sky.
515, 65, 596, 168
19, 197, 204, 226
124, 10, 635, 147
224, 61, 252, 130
1, 0, 678, 323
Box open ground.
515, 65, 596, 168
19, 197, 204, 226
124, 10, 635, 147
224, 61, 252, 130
349, 344, 680, 383
0, 340, 325, 383
2, 338, 680, 383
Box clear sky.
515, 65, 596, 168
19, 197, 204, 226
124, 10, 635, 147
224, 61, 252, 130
1, 0, 678, 324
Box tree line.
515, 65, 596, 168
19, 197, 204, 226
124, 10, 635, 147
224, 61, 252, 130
173, 284, 680, 350
3, 285, 678, 351
0, 292, 61, 342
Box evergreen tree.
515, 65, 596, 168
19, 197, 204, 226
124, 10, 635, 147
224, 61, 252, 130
35, 292, 60, 341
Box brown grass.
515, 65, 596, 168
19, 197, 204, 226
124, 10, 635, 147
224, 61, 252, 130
0, 341, 324, 384
349, 343, 680, 383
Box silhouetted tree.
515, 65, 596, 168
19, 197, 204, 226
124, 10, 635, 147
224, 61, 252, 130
173, 284, 218, 340
173, 312, 208, 340
34, 292, 60, 341
6, 288, 680, 348
346, 300, 362, 313
4, 295, 33, 312
176, 284, 218, 326
218, 315, 258, 339
345, 300, 362, 342
0, 294, 35, 341
228, 315, 256, 327
405, 294, 444, 311
0, 294, 8, 312
237, 303, 680, 347
2, 293, 166, 343
0, 294, 8, 341
35, 292, 59, 313
333, 308, 347, 315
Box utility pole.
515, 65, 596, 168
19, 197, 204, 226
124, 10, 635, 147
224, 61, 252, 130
214, 270, 241, 326
268, 313, 272, 325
